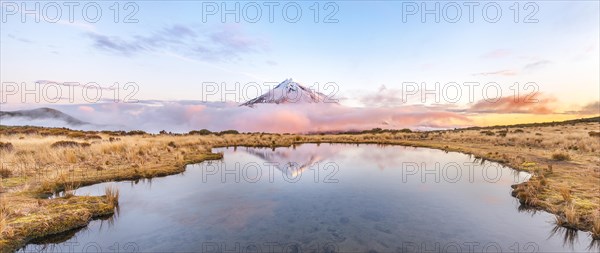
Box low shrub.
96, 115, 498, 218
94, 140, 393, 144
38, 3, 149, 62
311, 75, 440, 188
84, 134, 102, 140
496, 130, 508, 137
67, 132, 87, 139
0, 168, 11, 178
480, 130, 494, 136
219, 130, 239, 135
50, 141, 91, 149
551, 152, 571, 161
189, 129, 213, 135
0, 142, 14, 152
125, 130, 146, 135
588, 131, 600, 137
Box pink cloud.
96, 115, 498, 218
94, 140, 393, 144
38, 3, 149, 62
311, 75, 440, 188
468, 93, 556, 114
214, 103, 471, 133
47, 101, 473, 133
234, 108, 312, 133
78, 105, 95, 112
472, 69, 518, 76
184, 104, 206, 118
482, 49, 511, 59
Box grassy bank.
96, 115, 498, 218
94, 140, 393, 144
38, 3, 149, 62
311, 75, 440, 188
0, 118, 599, 251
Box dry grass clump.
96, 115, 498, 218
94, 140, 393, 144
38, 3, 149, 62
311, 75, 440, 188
66, 132, 102, 140
0, 167, 12, 178
0, 142, 14, 152
553, 204, 581, 230
514, 181, 543, 206
554, 215, 566, 227
105, 186, 120, 207
63, 182, 79, 198
496, 129, 508, 137
564, 205, 580, 227
0, 214, 6, 238
551, 152, 571, 161
189, 129, 213, 135
50, 141, 91, 149
589, 131, 600, 137
559, 187, 572, 204
0, 196, 10, 237
592, 214, 600, 240
480, 130, 495, 136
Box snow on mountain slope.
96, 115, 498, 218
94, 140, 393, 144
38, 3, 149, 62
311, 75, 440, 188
240, 79, 329, 107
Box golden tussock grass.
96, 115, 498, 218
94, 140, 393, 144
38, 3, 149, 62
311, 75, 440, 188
552, 152, 571, 161
105, 186, 119, 208
592, 212, 600, 240
559, 187, 572, 204
0, 119, 599, 250
0, 196, 10, 238
564, 204, 580, 227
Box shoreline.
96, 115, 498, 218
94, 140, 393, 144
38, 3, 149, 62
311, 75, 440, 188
1, 151, 223, 252
1, 122, 599, 252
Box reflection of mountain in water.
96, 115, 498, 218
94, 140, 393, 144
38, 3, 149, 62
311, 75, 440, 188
243, 148, 322, 177
240, 145, 341, 177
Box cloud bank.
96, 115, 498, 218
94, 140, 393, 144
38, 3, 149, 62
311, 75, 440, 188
2, 101, 474, 133
3, 91, 577, 133
466, 93, 556, 114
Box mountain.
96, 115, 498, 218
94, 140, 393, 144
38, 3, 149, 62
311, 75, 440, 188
240, 78, 329, 107
0, 107, 88, 126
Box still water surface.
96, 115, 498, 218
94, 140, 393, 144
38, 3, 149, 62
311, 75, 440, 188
21, 144, 595, 252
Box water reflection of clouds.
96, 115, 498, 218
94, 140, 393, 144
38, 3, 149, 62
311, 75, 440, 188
190, 189, 278, 231
232, 144, 531, 187
24, 144, 595, 252
481, 195, 502, 205
211, 199, 277, 230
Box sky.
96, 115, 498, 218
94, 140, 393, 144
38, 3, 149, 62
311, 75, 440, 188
0, 1, 599, 132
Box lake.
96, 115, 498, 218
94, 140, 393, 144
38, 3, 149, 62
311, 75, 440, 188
20, 144, 594, 252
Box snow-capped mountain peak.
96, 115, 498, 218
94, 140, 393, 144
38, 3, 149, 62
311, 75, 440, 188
241, 79, 329, 107
277, 78, 298, 92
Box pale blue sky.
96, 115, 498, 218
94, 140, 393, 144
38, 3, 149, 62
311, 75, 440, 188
1, 1, 599, 109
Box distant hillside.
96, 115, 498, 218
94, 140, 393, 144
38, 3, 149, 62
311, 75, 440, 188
0, 107, 88, 126
458, 116, 600, 131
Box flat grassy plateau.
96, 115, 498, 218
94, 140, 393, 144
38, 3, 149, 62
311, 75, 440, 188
0, 118, 599, 252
